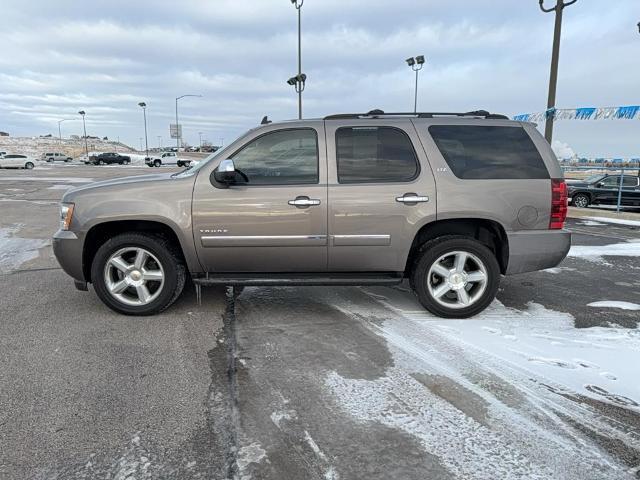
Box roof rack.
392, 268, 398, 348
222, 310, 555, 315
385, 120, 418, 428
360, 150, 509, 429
324, 109, 509, 120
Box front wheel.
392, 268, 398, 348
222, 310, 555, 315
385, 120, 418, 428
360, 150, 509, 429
411, 236, 500, 319
91, 233, 186, 315
154, 160, 161, 167
98, 160, 105, 165
572, 193, 590, 208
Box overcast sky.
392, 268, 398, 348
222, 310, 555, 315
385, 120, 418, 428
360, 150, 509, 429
1, 0, 638, 157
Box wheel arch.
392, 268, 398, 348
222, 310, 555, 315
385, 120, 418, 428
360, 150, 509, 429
82, 219, 191, 281
404, 218, 509, 276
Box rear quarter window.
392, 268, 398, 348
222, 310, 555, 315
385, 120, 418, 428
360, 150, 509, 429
429, 125, 549, 179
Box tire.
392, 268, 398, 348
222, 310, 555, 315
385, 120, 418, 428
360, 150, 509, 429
572, 193, 590, 208
177, 161, 183, 168
124, 159, 130, 165
25, 162, 34, 170
91, 233, 186, 316
154, 160, 161, 168
411, 235, 500, 319
98, 160, 105, 165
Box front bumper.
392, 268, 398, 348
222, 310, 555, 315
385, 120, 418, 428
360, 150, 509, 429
505, 229, 571, 275
52, 229, 85, 282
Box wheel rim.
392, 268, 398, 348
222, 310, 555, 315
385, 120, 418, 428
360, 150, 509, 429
427, 250, 488, 310
26, 163, 34, 169
103, 247, 165, 306
574, 195, 588, 208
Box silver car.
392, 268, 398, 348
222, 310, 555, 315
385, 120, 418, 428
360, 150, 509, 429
53, 110, 570, 318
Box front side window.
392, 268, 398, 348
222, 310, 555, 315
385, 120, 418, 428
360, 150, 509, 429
600, 177, 620, 187
231, 129, 318, 185
336, 126, 419, 183
429, 125, 549, 179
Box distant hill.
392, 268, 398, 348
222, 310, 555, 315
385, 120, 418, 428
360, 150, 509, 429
0, 136, 136, 159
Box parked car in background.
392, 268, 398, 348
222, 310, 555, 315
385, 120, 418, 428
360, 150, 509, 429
42, 152, 72, 162
54, 109, 570, 318
145, 151, 192, 168
89, 152, 131, 165
567, 173, 640, 207
0, 154, 40, 169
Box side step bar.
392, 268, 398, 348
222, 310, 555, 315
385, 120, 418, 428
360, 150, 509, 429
192, 274, 403, 287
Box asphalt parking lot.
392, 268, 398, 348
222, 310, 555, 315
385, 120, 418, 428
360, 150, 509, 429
1, 164, 639, 479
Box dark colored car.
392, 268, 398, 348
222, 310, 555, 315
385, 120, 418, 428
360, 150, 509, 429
567, 173, 640, 208
89, 152, 131, 165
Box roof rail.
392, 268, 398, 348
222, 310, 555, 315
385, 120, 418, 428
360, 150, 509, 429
324, 109, 509, 120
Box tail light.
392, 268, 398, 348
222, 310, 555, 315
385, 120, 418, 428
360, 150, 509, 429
550, 179, 567, 229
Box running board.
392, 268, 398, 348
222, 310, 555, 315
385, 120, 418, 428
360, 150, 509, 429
192, 273, 403, 287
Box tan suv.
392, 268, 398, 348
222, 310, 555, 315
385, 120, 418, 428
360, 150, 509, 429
53, 110, 570, 318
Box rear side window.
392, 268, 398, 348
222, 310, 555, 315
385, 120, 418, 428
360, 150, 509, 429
336, 126, 419, 183
429, 125, 549, 179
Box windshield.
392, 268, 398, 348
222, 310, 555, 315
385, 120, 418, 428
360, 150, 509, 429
584, 174, 606, 183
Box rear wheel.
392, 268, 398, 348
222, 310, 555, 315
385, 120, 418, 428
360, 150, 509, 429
411, 235, 500, 318
572, 193, 590, 208
98, 160, 105, 165
91, 233, 186, 315
25, 162, 34, 170
154, 160, 161, 167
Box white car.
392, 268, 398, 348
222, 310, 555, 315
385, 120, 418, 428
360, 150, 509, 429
145, 151, 192, 168
0, 154, 39, 169
42, 152, 73, 162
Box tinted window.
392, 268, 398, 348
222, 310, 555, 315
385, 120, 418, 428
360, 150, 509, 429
5, 155, 25, 158
429, 125, 549, 179
336, 127, 419, 183
231, 129, 318, 185
601, 176, 638, 187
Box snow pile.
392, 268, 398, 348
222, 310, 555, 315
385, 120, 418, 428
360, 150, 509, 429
584, 216, 640, 228
568, 242, 640, 263
588, 301, 640, 311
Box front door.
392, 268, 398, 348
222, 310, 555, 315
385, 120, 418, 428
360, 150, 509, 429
325, 120, 437, 272
192, 123, 328, 273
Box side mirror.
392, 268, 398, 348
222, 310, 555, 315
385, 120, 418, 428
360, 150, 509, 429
213, 159, 248, 185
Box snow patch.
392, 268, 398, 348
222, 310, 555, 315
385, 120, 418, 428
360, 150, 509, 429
48, 184, 73, 190
0, 226, 49, 273
0, 176, 93, 183
237, 441, 267, 472
542, 267, 576, 274
585, 216, 640, 227
568, 242, 640, 263
588, 301, 640, 311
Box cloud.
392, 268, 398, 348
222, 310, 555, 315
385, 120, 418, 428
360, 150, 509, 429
0, 0, 637, 155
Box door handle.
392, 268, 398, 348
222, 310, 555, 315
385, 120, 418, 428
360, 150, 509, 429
288, 196, 321, 207
396, 193, 429, 204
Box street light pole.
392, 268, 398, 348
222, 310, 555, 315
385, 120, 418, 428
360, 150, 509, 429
175, 94, 202, 153
138, 102, 149, 159
198, 131, 203, 149
405, 56, 425, 113
78, 110, 88, 159
157, 136, 162, 149
57, 119, 72, 144
290, 0, 304, 119
539, 0, 578, 144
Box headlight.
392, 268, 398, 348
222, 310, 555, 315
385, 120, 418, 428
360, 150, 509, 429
60, 203, 75, 230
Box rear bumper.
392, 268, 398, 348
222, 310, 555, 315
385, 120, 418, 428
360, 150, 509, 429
52, 229, 85, 282
505, 229, 571, 275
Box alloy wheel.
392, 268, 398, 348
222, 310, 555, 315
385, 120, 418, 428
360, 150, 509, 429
103, 247, 165, 306
427, 250, 488, 309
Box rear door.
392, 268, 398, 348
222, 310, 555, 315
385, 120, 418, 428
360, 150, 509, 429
192, 122, 328, 272
325, 119, 436, 272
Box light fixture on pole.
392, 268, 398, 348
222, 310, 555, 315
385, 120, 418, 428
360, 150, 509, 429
286, 74, 307, 119
78, 110, 89, 159
290, 0, 304, 119
57, 119, 73, 144
539, 0, 578, 144
405, 55, 425, 114
175, 94, 202, 153
138, 102, 149, 159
